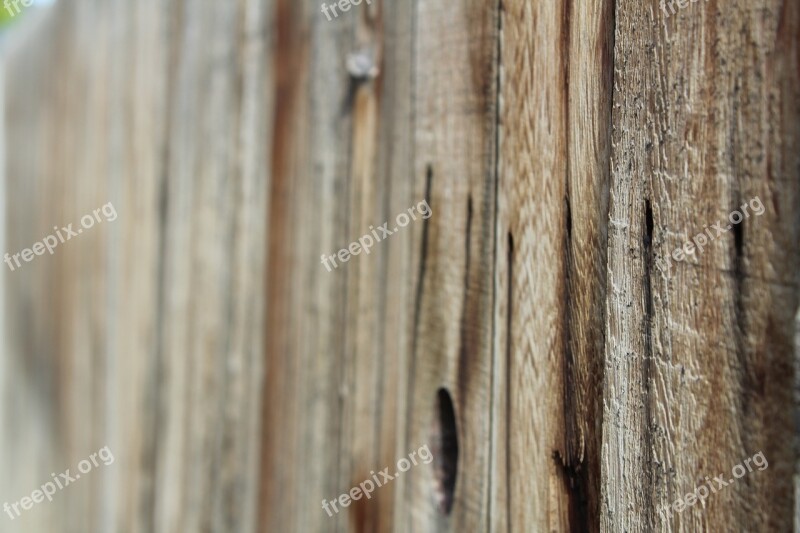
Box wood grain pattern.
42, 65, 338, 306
260, 0, 420, 531
493, 0, 613, 530
604, 0, 800, 530
0, 0, 797, 532
402, 0, 500, 531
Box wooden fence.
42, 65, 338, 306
0, 0, 798, 531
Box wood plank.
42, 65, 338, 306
604, 0, 800, 530
494, 0, 613, 530
404, 0, 500, 530
1, 0, 798, 531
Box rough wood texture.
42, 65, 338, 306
0, 0, 797, 532
493, 0, 614, 530
604, 0, 800, 530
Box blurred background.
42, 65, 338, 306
0, 1, 798, 532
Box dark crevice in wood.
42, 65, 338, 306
565, 194, 573, 239
641, 199, 656, 526
456, 195, 474, 401
433, 388, 459, 515
410, 165, 433, 357
404, 163, 433, 510
643, 199, 655, 325
560, 194, 590, 532
553, 448, 590, 532
412, 165, 434, 332
644, 200, 654, 249
560, 0, 572, 131
505, 232, 513, 533
465, 195, 474, 278
732, 210, 751, 424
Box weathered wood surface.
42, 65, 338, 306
605, 1, 800, 530
493, 0, 614, 530
0, 0, 797, 532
